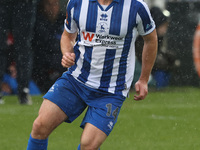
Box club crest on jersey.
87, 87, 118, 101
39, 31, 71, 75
98, 22, 108, 33
100, 13, 108, 21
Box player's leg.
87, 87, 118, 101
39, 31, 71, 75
31, 99, 68, 139
77, 92, 125, 150
27, 98, 68, 150
27, 75, 87, 149
79, 123, 107, 150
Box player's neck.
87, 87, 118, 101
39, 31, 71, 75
98, 0, 113, 6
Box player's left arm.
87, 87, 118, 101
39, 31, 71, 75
134, 29, 158, 100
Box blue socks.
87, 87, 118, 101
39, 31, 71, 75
27, 135, 48, 150
27, 137, 101, 150
77, 144, 81, 150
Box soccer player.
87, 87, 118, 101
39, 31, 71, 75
27, 0, 157, 149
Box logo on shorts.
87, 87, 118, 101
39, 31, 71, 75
107, 121, 114, 130
49, 84, 58, 92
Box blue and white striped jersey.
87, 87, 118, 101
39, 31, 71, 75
64, 0, 155, 97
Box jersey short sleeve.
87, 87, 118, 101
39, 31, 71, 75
64, 0, 78, 33
136, 0, 155, 36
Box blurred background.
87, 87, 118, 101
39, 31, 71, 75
144, 0, 200, 87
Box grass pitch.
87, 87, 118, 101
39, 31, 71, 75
0, 87, 200, 150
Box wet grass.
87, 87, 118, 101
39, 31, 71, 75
0, 86, 200, 150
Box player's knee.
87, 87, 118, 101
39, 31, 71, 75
80, 138, 100, 150
32, 118, 49, 139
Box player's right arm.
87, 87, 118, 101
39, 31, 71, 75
60, 29, 77, 68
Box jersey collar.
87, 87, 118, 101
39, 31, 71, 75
89, 0, 119, 3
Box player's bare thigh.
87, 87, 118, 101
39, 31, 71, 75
31, 99, 68, 139
80, 123, 107, 150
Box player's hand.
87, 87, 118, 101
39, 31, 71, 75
61, 52, 75, 68
134, 80, 148, 101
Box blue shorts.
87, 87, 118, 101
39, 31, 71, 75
43, 73, 126, 136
